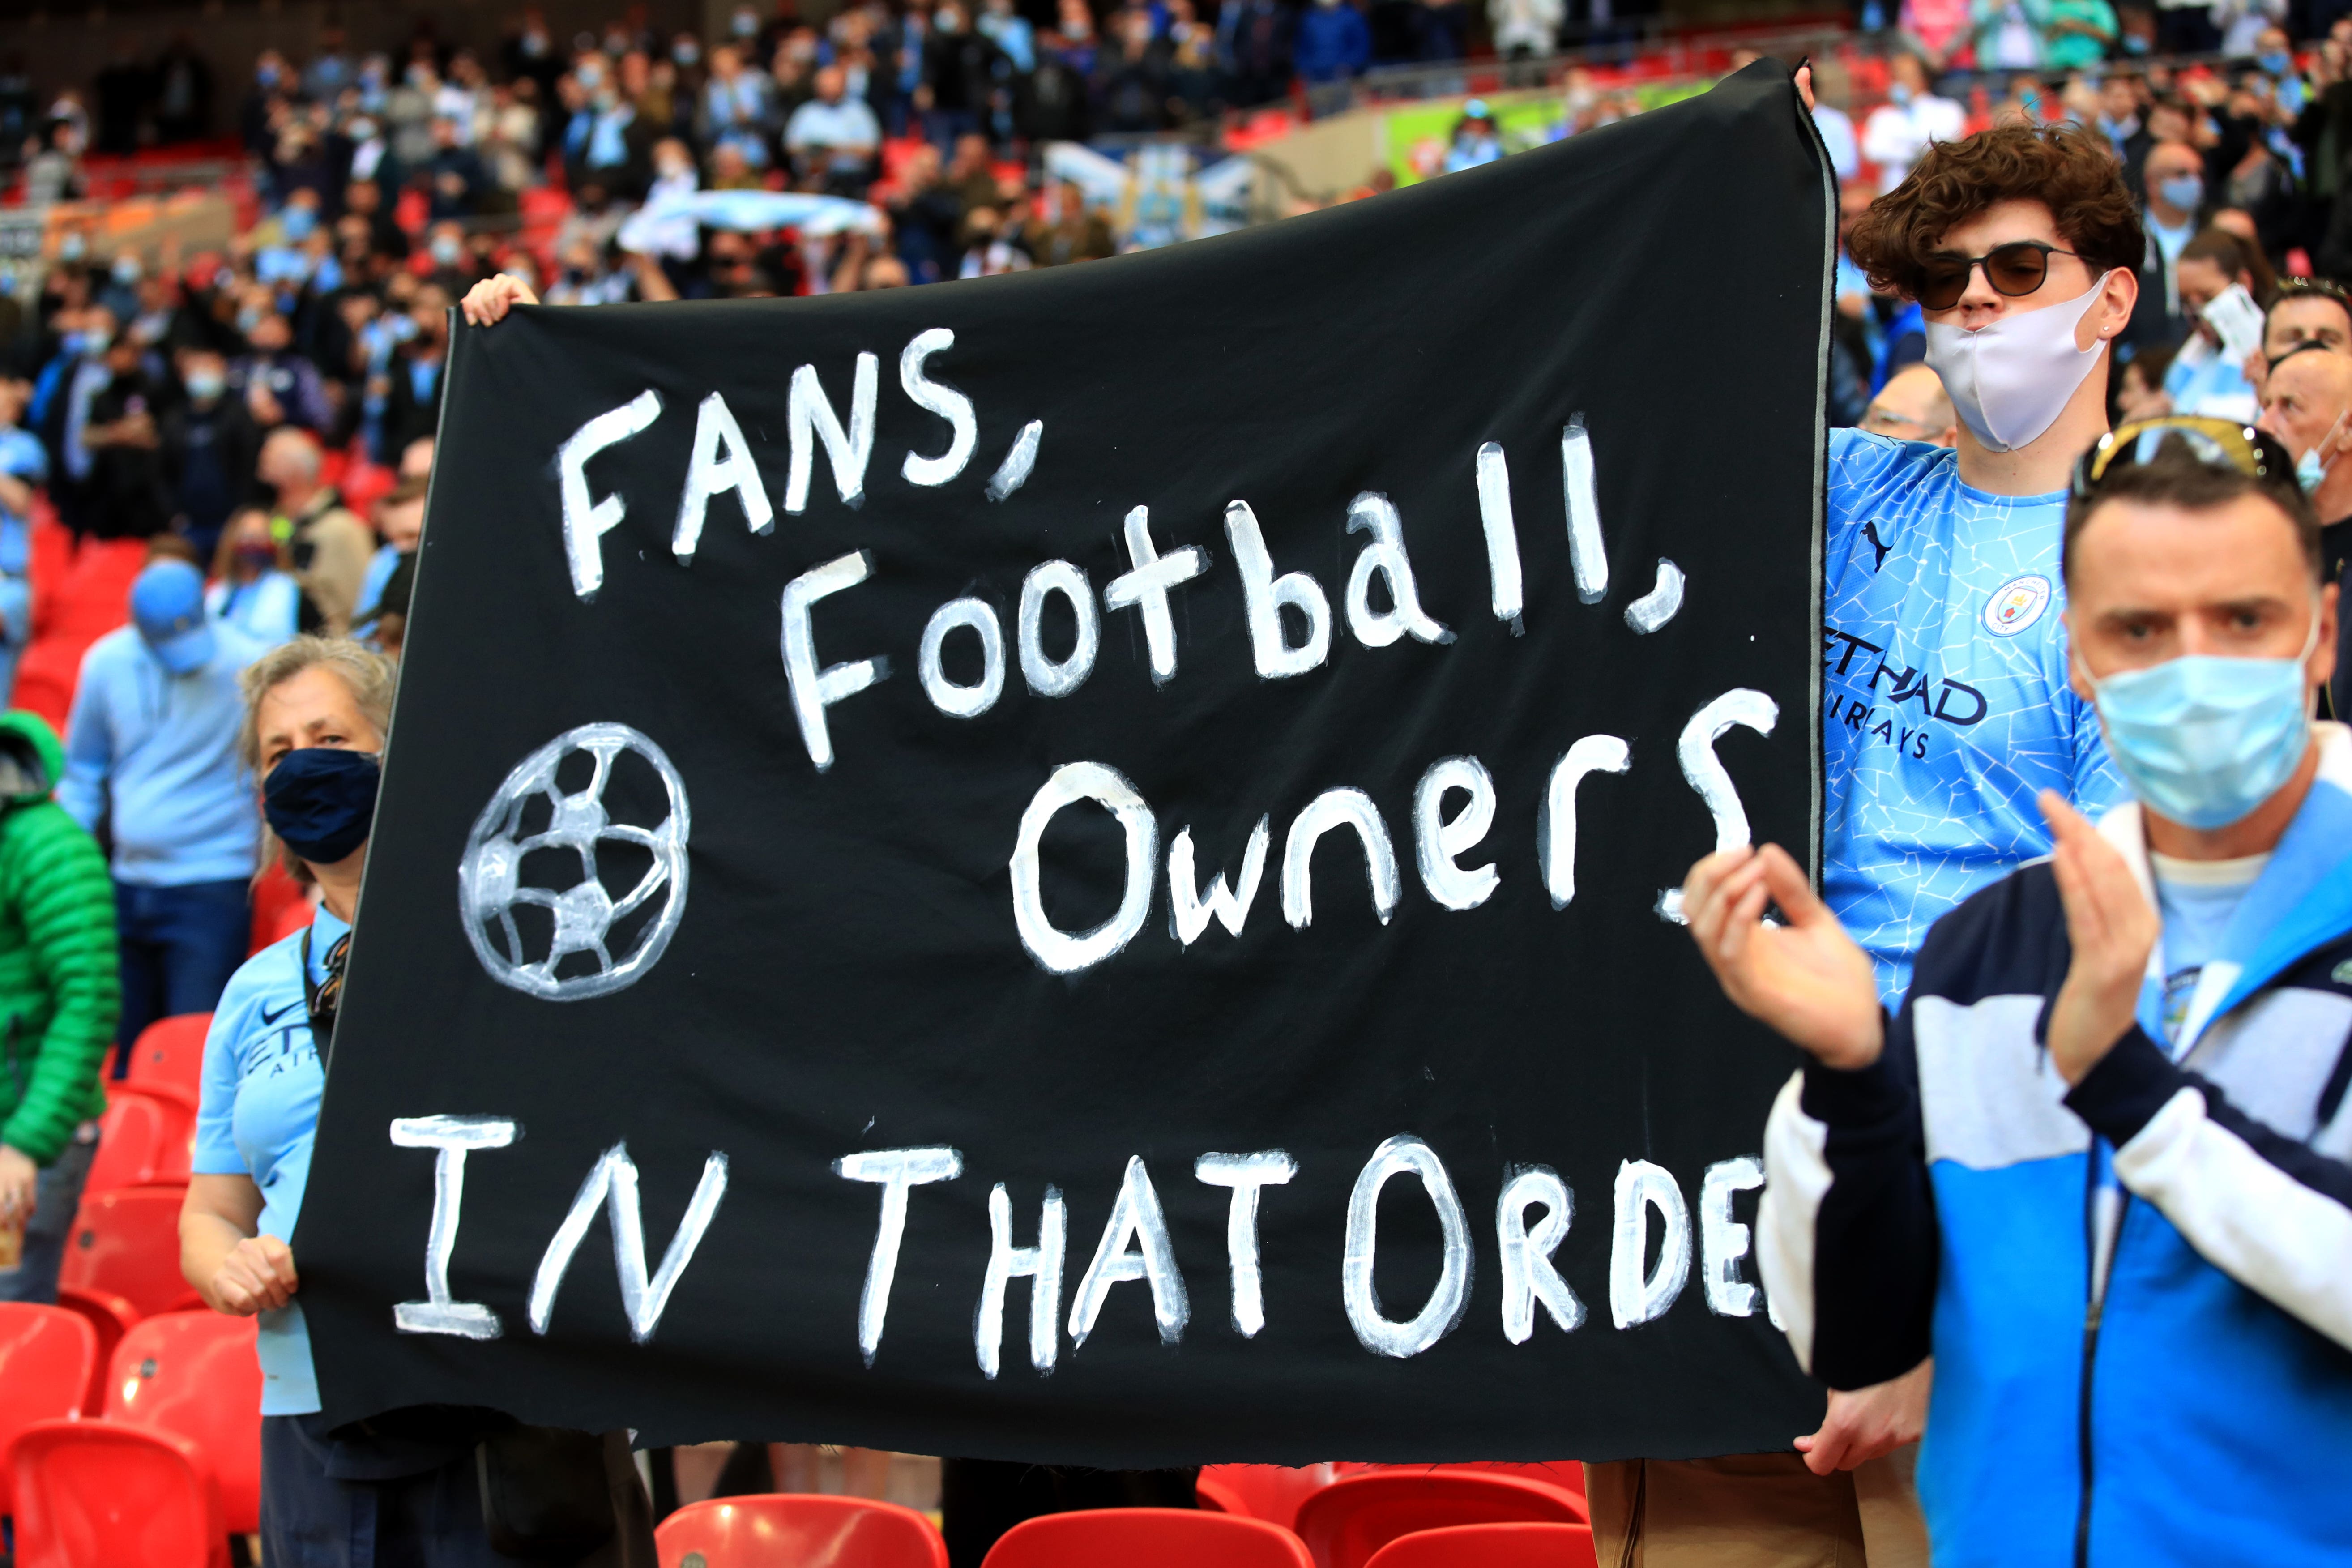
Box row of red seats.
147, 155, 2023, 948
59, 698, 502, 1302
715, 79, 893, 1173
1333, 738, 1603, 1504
652, 1469, 1597, 1568
0, 1303, 261, 1568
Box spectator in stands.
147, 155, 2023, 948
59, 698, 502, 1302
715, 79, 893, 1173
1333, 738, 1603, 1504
2100, 71, 2152, 192
1860, 361, 1959, 446
2263, 277, 2352, 363
379, 287, 452, 465
2131, 139, 2209, 348
208, 507, 302, 645
2255, 346, 2352, 600
0, 708, 119, 1307
397, 434, 435, 483
1443, 100, 1503, 173
1093, 10, 1178, 135
231, 309, 334, 435
921, 2, 1007, 148
76, 332, 173, 541
1297, 0, 1374, 99
179, 637, 510, 1560
1215, 0, 1294, 109
160, 347, 260, 563
2163, 227, 2265, 419
36, 305, 120, 539
2114, 342, 2178, 422
1860, 53, 1966, 195
61, 557, 266, 1077
357, 479, 425, 622
1701, 432, 2348, 1566
1810, 61, 1861, 184
702, 43, 777, 169
1025, 182, 1116, 265
785, 66, 884, 195
257, 429, 373, 636
1970, 0, 2053, 71
424, 115, 490, 222
0, 375, 47, 708
2043, 0, 2120, 68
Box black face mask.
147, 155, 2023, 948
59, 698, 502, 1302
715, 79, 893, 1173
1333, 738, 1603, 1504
263, 748, 381, 864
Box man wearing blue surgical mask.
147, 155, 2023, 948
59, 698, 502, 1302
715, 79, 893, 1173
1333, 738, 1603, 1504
1687, 423, 2350, 1564
60, 556, 269, 1077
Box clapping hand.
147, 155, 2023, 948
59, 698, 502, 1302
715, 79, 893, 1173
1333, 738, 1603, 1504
1682, 842, 1883, 1070
2038, 792, 2159, 1084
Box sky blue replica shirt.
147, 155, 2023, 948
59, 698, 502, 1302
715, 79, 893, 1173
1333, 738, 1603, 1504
192, 904, 347, 1417
1823, 429, 2126, 1001
58, 621, 267, 885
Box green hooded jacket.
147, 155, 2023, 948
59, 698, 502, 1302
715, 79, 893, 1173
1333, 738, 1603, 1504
0, 709, 120, 1166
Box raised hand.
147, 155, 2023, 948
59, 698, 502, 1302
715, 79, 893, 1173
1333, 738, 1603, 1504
1682, 842, 1882, 1069
2038, 791, 2159, 1084
460, 272, 540, 327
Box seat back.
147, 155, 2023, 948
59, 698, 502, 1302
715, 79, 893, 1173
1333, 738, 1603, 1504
1362, 1522, 1600, 1568
124, 1015, 213, 1102
85, 1087, 194, 1194
656, 1494, 948, 1568
6, 1417, 228, 1568
1294, 1473, 1588, 1568
58, 1187, 203, 1318
1427, 1463, 1585, 1499
1197, 1464, 1342, 1530
0, 1304, 99, 1514
52, 1286, 141, 1421
981, 1508, 1314, 1568
107, 1311, 264, 1534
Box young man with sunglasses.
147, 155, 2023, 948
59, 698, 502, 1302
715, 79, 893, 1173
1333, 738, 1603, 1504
1685, 422, 2349, 1564
1581, 109, 2140, 1568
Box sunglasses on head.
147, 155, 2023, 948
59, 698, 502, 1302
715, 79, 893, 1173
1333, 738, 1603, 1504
1917, 239, 2080, 312
2070, 415, 2299, 501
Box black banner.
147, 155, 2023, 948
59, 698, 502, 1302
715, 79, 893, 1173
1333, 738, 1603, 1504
301, 63, 1833, 1465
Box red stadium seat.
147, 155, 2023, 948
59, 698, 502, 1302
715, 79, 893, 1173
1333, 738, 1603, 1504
1294, 1473, 1588, 1568
53, 1286, 141, 1419
1415, 1462, 1585, 1500
1197, 1464, 1341, 1530
106, 1311, 263, 1535
125, 1014, 213, 1103
250, 864, 311, 954
46, 538, 145, 642
85, 1085, 196, 1194
6, 1418, 230, 1568
58, 1187, 202, 1318
9, 639, 82, 734
980, 1508, 1314, 1568
0, 1304, 99, 1514
1363, 1523, 1600, 1568
656, 1494, 948, 1568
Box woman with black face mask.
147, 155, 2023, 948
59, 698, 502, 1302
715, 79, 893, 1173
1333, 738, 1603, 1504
171, 636, 488, 1566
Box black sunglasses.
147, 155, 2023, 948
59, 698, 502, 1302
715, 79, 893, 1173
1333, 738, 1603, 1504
1917, 239, 2082, 311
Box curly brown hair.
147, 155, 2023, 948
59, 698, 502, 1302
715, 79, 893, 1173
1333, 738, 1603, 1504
1848, 123, 2145, 302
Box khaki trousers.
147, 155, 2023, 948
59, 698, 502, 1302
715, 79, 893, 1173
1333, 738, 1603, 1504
1582, 1446, 1928, 1568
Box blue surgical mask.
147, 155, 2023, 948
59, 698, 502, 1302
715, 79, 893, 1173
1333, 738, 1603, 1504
2160, 175, 2204, 214
281, 205, 317, 241
2259, 50, 2292, 76
263, 748, 382, 864
185, 368, 225, 403
2297, 445, 2327, 493
2081, 612, 2319, 829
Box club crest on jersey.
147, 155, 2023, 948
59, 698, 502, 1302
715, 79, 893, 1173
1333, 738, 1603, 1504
1982, 574, 2052, 637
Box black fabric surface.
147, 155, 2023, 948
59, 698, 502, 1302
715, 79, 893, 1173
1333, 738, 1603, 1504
302, 62, 1834, 1464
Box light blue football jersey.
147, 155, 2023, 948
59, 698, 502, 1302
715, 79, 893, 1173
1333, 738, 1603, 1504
1823, 428, 2126, 1002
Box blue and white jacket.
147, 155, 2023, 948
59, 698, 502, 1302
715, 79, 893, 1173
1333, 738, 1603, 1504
1759, 722, 2352, 1568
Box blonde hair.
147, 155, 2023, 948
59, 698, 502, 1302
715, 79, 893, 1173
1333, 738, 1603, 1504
238, 637, 398, 876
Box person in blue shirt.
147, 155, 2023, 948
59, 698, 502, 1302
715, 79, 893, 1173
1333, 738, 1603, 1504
60, 557, 268, 1071
208, 506, 303, 645
1585, 96, 2147, 1568
174, 635, 490, 1563
353, 480, 425, 624
1690, 424, 2352, 1568
0, 375, 47, 709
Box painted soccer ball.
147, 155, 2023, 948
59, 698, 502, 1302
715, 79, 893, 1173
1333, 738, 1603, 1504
459, 722, 691, 1000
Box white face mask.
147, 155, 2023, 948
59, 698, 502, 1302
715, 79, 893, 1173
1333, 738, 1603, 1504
1924, 270, 2114, 453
